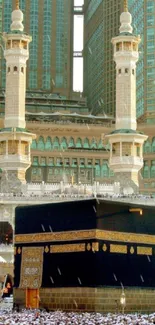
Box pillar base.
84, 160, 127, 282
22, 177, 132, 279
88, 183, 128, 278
1, 170, 26, 193
115, 172, 139, 195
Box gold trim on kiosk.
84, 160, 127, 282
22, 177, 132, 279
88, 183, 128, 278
129, 208, 143, 215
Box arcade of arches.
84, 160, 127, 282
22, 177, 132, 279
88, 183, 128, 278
22, 121, 155, 194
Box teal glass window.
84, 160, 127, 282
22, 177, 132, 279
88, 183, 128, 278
151, 161, 155, 178
45, 137, 52, 151
69, 137, 75, 147
152, 138, 155, 152
40, 157, 46, 166
143, 161, 150, 178
31, 139, 37, 149
144, 140, 151, 153
53, 137, 60, 149
91, 138, 97, 149
48, 158, 54, 166
83, 138, 90, 149
76, 138, 82, 148
61, 137, 68, 149
37, 136, 45, 151
32, 156, 39, 166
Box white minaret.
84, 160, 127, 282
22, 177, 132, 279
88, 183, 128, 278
106, 0, 148, 194
0, 0, 35, 193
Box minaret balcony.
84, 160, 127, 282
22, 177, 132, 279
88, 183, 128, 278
0, 154, 30, 164
109, 156, 143, 170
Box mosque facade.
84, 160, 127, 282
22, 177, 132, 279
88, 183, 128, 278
10, 0, 155, 314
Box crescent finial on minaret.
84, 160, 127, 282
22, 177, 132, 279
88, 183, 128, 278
124, 0, 128, 12
16, 0, 19, 10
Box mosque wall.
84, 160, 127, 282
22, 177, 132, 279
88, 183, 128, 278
24, 120, 155, 195
14, 287, 155, 313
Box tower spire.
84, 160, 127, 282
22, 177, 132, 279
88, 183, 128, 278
16, 0, 19, 10
124, 0, 128, 12
105, 0, 148, 195
0, 0, 36, 193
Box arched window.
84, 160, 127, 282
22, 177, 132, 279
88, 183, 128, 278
151, 161, 155, 178
143, 140, 151, 154
53, 137, 60, 149
95, 165, 101, 177
91, 138, 97, 149
143, 161, 150, 178
68, 137, 75, 148
8, 67, 10, 73
31, 139, 37, 150
45, 137, 52, 151
14, 66, 18, 72
37, 136, 45, 151
76, 138, 82, 148
102, 162, 109, 177
21, 67, 24, 73
152, 138, 155, 153
98, 139, 103, 149
83, 138, 90, 149
61, 137, 68, 149
32, 156, 39, 166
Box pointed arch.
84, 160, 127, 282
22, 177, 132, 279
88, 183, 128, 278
76, 137, 82, 148
53, 137, 60, 149
143, 161, 150, 178
68, 137, 75, 148
143, 140, 151, 154
31, 139, 37, 150
151, 161, 155, 178
37, 136, 45, 151
102, 161, 109, 177
91, 138, 97, 149
152, 138, 155, 153
83, 138, 90, 149
45, 136, 52, 151
98, 139, 103, 149
61, 137, 68, 149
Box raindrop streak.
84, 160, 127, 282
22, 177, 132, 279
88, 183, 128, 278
52, 79, 55, 86
93, 206, 96, 213
78, 277, 82, 285
73, 300, 78, 308
88, 47, 92, 55
41, 224, 45, 232
96, 198, 100, 204
49, 225, 52, 232
113, 273, 117, 281
140, 274, 144, 283
50, 276, 54, 284
147, 255, 151, 262
86, 124, 90, 130
47, 35, 51, 42
92, 247, 95, 254
57, 268, 61, 275
120, 282, 124, 290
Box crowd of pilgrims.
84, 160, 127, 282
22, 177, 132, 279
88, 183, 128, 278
0, 310, 155, 325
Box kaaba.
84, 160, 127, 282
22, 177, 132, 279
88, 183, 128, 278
14, 198, 155, 313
